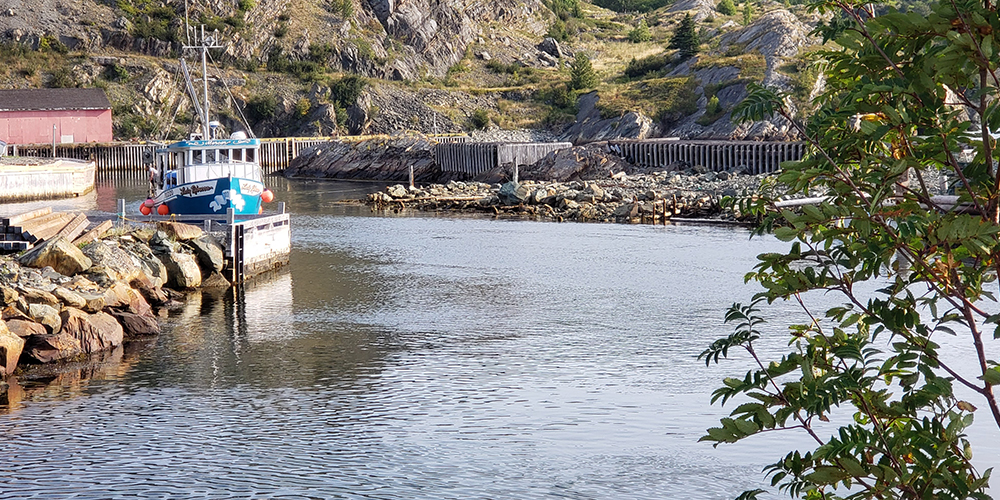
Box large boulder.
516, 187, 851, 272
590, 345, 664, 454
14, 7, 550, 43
82, 240, 142, 283
4, 319, 47, 338
23, 332, 82, 363
158, 252, 202, 289
498, 182, 530, 205
0, 320, 24, 377
17, 286, 59, 307
0, 286, 18, 306
53, 287, 87, 309
187, 234, 225, 276
109, 311, 160, 338
28, 303, 61, 334
17, 236, 92, 276
157, 221, 203, 241
59, 308, 123, 354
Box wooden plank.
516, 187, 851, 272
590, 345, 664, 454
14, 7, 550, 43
2, 206, 52, 226
17, 211, 69, 232
54, 213, 89, 242
23, 213, 73, 243
72, 220, 113, 246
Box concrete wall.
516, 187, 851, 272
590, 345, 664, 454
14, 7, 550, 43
0, 159, 96, 202
0, 109, 113, 144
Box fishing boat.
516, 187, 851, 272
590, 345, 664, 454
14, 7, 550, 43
142, 28, 273, 217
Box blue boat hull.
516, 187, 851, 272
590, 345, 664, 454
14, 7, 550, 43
153, 177, 264, 216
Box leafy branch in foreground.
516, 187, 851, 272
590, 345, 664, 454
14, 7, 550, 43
704, 0, 1000, 498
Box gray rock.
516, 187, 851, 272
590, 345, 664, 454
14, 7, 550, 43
538, 37, 563, 58
187, 235, 225, 277
158, 252, 202, 289
53, 287, 87, 309
28, 303, 61, 334
82, 240, 142, 283
498, 181, 529, 205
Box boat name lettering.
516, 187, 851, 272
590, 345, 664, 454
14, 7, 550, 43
180, 184, 214, 196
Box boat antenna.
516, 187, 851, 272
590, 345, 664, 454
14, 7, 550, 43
206, 49, 257, 139
182, 26, 221, 139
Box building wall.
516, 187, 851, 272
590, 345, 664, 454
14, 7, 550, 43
0, 109, 113, 145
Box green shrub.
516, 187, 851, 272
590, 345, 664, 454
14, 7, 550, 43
469, 109, 490, 129
331, 75, 366, 108
274, 24, 289, 38
103, 63, 130, 82
625, 53, 668, 78
47, 67, 74, 88
628, 19, 652, 43
246, 94, 278, 122
295, 98, 311, 117
548, 19, 570, 42
238, 0, 256, 12
544, 0, 582, 20
717, 0, 737, 15
592, 0, 671, 13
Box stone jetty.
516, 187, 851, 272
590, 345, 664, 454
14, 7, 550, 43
0, 216, 233, 379
365, 168, 767, 223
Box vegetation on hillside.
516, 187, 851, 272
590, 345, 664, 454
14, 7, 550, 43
0, 0, 820, 140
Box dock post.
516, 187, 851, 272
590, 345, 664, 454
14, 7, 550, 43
278, 202, 286, 214
227, 207, 235, 225
117, 198, 126, 227
513, 163, 519, 184
409, 165, 414, 189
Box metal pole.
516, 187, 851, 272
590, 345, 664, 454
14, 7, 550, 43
52, 125, 56, 157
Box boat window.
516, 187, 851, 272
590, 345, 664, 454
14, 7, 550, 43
247, 148, 255, 163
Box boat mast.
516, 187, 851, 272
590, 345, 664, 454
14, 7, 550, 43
183, 26, 221, 139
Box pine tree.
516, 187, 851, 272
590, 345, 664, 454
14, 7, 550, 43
742, 1, 754, 25
717, 0, 737, 16
628, 19, 652, 43
669, 14, 700, 59
569, 53, 598, 90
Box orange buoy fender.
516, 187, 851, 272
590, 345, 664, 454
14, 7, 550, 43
261, 189, 274, 203
139, 204, 152, 215
157, 204, 170, 215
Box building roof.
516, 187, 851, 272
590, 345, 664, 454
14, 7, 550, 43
0, 88, 111, 112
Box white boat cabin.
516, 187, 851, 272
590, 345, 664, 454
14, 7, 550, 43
155, 138, 263, 189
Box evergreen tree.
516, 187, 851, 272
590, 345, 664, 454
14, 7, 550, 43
717, 0, 736, 15
628, 19, 652, 43
569, 53, 598, 90
742, 1, 754, 25
669, 14, 699, 59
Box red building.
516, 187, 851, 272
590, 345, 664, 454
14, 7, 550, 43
0, 88, 113, 145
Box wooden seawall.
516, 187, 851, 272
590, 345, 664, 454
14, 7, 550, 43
435, 142, 574, 177
608, 139, 807, 174
7, 136, 808, 180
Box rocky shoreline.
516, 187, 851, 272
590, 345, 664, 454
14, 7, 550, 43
0, 220, 232, 383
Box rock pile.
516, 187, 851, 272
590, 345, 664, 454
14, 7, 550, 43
0, 220, 232, 379
366, 168, 769, 223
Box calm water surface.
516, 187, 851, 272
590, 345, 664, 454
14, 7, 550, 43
1, 178, 997, 499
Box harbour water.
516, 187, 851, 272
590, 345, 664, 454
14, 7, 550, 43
1, 178, 998, 499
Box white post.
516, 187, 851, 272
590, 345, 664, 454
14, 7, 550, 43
117, 198, 126, 227
227, 207, 235, 224
513, 163, 519, 184
278, 202, 286, 214
409, 165, 414, 189
52, 125, 57, 157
